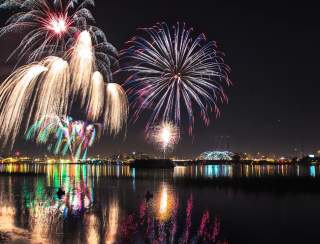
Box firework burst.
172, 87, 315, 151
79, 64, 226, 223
67, 30, 118, 107
0, 55, 128, 149
0, 0, 117, 78
26, 115, 101, 160
148, 121, 180, 158
0, 0, 128, 152
0, 0, 92, 60
122, 22, 231, 134
0, 56, 73, 149
46, 12, 70, 36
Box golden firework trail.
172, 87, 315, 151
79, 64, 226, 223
87, 71, 105, 121
69, 30, 95, 106
0, 63, 48, 148
0, 58, 128, 148
104, 83, 128, 135
35, 56, 70, 124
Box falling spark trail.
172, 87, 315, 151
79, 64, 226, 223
104, 83, 128, 135
0, 64, 48, 148
87, 71, 105, 121
35, 56, 70, 124
69, 31, 95, 106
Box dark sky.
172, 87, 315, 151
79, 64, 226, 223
0, 0, 320, 158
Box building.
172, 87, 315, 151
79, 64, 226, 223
197, 151, 234, 161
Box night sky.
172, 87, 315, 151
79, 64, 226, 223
0, 0, 319, 158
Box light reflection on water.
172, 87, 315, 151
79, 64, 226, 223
0, 164, 228, 243
1, 163, 320, 179
1, 163, 320, 243
174, 164, 320, 178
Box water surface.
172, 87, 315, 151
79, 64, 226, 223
1, 163, 320, 243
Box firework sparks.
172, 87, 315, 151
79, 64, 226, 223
0, 0, 117, 78
0, 57, 128, 148
0, 56, 73, 148
0, 0, 92, 61
26, 116, 101, 160
87, 71, 105, 121
35, 56, 70, 124
69, 30, 95, 106
104, 83, 129, 135
46, 13, 70, 36
122, 22, 231, 134
0, 0, 128, 150
148, 121, 180, 158
0, 63, 47, 148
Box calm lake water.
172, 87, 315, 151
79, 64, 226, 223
1, 163, 320, 243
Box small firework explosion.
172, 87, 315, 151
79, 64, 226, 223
46, 13, 70, 36
148, 121, 180, 158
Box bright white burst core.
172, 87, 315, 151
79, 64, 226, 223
78, 31, 92, 46
149, 121, 180, 156
47, 15, 68, 35
161, 127, 171, 148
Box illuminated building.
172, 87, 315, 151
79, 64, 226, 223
198, 151, 234, 161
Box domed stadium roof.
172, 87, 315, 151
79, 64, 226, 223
198, 151, 234, 161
